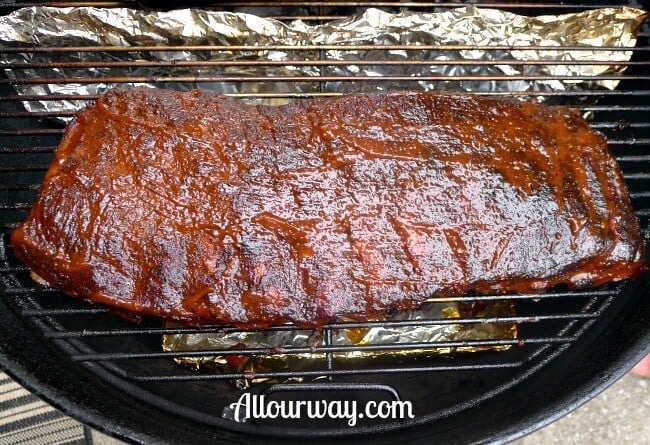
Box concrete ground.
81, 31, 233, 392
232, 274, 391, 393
513, 374, 649, 445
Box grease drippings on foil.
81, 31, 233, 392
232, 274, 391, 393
162, 300, 517, 387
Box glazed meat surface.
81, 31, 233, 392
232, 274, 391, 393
11, 88, 645, 327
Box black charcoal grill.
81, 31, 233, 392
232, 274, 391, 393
0, 1, 649, 444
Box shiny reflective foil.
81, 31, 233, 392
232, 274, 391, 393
162, 300, 516, 387
0, 5, 645, 381
0, 6, 646, 119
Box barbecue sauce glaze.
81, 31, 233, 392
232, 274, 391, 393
11, 88, 645, 328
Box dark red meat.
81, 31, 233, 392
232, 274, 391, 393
10, 88, 645, 328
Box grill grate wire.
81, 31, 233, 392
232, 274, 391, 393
0, 0, 648, 417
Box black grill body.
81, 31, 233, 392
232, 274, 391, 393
0, 1, 649, 444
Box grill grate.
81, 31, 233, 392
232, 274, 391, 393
0, 0, 649, 440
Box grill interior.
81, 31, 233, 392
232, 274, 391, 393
1, 1, 649, 444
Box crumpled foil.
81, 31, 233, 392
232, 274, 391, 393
0, 5, 647, 119
162, 300, 516, 387
0, 5, 645, 382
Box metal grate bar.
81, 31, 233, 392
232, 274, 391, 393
258, 15, 348, 21
4, 74, 650, 85
43, 324, 313, 335
0, 129, 63, 136
37, 313, 598, 340
0, 184, 40, 191
0, 111, 77, 118
2, 287, 61, 294
617, 155, 650, 162
0, 2, 130, 7
70, 337, 575, 362
4, 91, 650, 102
0, 94, 97, 101
0, 106, 650, 121
114, 91, 650, 98
579, 106, 650, 111
4, 60, 649, 69
22, 308, 110, 315
2, 44, 647, 53
113, 363, 526, 382
3, 139, 647, 149
0, 141, 645, 152
0, 1, 638, 9
324, 326, 334, 381
159, 1, 630, 8
606, 138, 650, 145
11, 290, 608, 316
4, 107, 650, 121
622, 172, 650, 179
0, 146, 57, 153
589, 122, 650, 129
0, 166, 48, 172
0, 203, 35, 210
324, 313, 598, 329
629, 191, 650, 198
6, 286, 614, 301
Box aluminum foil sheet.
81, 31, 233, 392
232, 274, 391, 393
0, 5, 647, 119
162, 300, 516, 387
